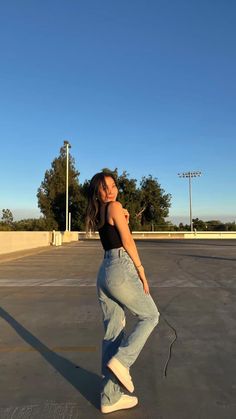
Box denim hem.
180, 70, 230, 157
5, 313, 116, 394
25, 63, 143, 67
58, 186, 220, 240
101, 392, 123, 407
113, 354, 130, 369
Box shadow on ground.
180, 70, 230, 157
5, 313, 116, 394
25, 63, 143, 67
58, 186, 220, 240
0, 307, 101, 410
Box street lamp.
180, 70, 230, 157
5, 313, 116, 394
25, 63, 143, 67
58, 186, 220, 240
178, 171, 202, 232
64, 140, 71, 231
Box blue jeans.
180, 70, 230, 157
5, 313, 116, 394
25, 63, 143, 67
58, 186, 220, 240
96, 247, 160, 406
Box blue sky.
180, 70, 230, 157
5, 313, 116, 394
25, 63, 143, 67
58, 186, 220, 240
0, 0, 235, 224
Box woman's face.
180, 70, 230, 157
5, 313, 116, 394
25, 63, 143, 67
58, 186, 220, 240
98, 176, 118, 203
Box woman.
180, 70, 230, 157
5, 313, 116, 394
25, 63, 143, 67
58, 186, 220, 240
86, 171, 160, 414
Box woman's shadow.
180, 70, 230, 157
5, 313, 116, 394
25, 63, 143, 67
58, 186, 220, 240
0, 307, 101, 409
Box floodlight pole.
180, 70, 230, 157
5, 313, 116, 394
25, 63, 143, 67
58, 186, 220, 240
178, 171, 202, 232
64, 140, 71, 232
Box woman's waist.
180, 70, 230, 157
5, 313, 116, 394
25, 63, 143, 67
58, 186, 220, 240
104, 247, 126, 260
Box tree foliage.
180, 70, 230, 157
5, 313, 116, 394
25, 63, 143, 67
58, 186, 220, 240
139, 175, 171, 230
177, 219, 236, 231
87, 169, 172, 231
0, 209, 14, 230
2, 209, 13, 224
37, 145, 81, 231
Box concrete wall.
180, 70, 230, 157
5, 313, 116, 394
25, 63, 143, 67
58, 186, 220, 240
62, 231, 79, 243
183, 231, 236, 239
0, 230, 235, 256
0, 232, 52, 255
79, 231, 236, 240
0, 231, 79, 255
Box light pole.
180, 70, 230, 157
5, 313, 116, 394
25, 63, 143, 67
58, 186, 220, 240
64, 140, 71, 231
178, 171, 202, 232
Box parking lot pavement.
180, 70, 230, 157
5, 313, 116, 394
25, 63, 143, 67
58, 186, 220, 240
0, 240, 235, 418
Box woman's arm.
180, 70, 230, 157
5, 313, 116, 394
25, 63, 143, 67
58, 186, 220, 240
108, 201, 150, 294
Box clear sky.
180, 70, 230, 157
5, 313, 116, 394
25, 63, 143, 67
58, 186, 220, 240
0, 0, 235, 224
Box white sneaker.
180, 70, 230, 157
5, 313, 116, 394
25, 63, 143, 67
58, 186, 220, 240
107, 357, 134, 393
101, 394, 138, 414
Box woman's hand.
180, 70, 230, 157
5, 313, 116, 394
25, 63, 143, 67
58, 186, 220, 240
137, 266, 150, 294
123, 208, 130, 224
142, 278, 150, 294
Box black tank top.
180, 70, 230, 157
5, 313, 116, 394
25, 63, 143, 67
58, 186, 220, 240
98, 202, 123, 251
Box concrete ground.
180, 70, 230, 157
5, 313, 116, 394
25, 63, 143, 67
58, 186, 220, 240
0, 239, 235, 419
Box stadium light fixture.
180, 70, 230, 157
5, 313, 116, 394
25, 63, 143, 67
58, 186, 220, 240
178, 171, 202, 232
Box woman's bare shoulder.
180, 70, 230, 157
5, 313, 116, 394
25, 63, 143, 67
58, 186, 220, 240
108, 201, 123, 211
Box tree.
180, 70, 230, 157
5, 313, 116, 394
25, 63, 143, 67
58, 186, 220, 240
0, 209, 14, 231
98, 170, 172, 231
225, 221, 236, 231
139, 175, 171, 230
14, 217, 53, 231
1, 209, 13, 225
178, 222, 190, 231
192, 218, 207, 231
81, 169, 171, 231
37, 159, 172, 231
37, 145, 81, 231
76, 181, 91, 230
206, 220, 225, 231
116, 170, 141, 231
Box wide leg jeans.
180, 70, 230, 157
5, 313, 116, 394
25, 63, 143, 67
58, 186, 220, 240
96, 248, 160, 406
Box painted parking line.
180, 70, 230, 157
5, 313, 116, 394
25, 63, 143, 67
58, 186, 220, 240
0, 345, 97, 353
0, 280, 163, 286
0, 279, 97, 286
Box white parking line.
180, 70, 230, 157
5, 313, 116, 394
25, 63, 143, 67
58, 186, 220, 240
0, 279, 162, 287
0, 279, 96, 286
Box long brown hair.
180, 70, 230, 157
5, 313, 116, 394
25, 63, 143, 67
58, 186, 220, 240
85, 171, 118, 233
